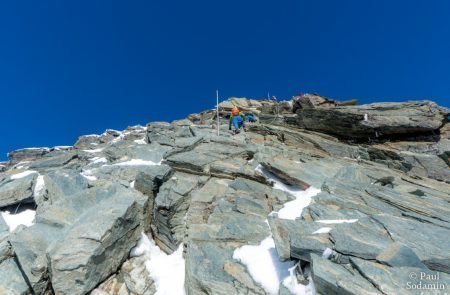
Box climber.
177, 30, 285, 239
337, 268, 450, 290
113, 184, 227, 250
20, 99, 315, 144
229, 107, 245, 134
244, 112, 257, 123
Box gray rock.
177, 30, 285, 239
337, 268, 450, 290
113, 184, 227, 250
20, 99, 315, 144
260, 156, 341, 189
152, 172, 199, 253
103, 142, 171, 164
365, 186, 450, 225
134, 165, 173, 231
10, 223, 62, 294
185, 241, 237, 295
0, 172, 37, 208
372, 214, 450, 273
49, 188, 144, 295
0, 258, 31, 295
165, 150, 222, 174
28, 151, 77, 170
400, 151, 450, 182
350, 257, 450, 295
36, 169, 89, 212
92, 255, 156, 295
7, 148, 50, 165
0, 240, 12, 265
330, 217, 393, 260
0, 214, 8, 241
269, 217, 334, 262
74, 134, 102, 148
376, 242, 427, 268
296, 100, 448, 139
311, 254, 381, 295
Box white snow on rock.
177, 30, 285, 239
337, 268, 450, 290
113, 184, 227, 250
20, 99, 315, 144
1, 209, 36, 232
134, 139, 147, 145
233, 236, 314, 295
90, 157, 108, 164
255, 165, 321, 220
53, 146, 72, 150
131, 232, 186, 295
232, 164, 321, 294
282, 264, 316, 295
233, 237, 293, 294
112, 159, 161, 166
83, 148, 104, 153
10, 170, 38, 180
316, 219, 358, 224
312, 227, 332, 234
80, 169, 97, 181
33, 175, 46, 197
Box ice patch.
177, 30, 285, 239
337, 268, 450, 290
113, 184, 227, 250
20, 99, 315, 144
130, 181, 135, 188
312, 227, 332, 234
112, 159, 161, 166
316, 219, 358, 224
10, 170, 38, 180
1, 209, 36, 232
130, 232, 186, 295
233, 237, 294, 294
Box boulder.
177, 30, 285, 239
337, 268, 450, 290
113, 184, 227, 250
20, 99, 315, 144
48, 188, 144, 295
0, 172, 37, 208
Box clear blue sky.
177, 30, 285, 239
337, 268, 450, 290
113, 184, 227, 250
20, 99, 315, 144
1, 1, 449, 160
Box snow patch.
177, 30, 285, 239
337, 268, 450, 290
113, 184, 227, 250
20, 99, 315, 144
282, 264, 316, 295
312, 227, 332, 234
83, 148, 104, 153
90, 157, 108, 164
316, 219, 358, 224
33, 175, 45, 197
112, 159, 161, 166
233, 236, 295, 295
130, 232, 186, 295
1, 209, 36, 232
80, 170, 97, 181
256, 165, 321, 220
11, 170, 38, 180
134, 139, 147, 145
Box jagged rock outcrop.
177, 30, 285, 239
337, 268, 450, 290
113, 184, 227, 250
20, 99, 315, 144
0, 96, 449, 295
295, 100, 449, 140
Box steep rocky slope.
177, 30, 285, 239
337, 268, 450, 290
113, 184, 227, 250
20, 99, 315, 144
0, 97, 449, 295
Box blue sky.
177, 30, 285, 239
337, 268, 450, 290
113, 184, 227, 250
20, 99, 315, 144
0, 1, 449, 160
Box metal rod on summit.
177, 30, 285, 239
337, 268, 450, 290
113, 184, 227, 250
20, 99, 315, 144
216, 89, 220, 136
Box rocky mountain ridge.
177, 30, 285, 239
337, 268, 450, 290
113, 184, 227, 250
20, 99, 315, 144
0, 95, 449, 295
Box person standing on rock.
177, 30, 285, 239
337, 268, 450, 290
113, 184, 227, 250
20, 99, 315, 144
229, 107, 245, 134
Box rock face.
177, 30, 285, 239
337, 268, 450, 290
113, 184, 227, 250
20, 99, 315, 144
295, 100, 449, 139
0, 96, 449, 295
